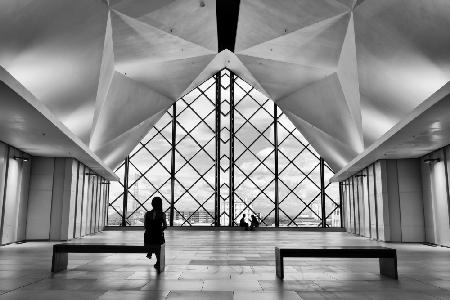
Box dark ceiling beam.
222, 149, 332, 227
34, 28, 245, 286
216, 0, 240, 52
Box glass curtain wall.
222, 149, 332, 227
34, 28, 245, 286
108, 70, 341, 227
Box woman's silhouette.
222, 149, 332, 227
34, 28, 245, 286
144, 197, 167, 270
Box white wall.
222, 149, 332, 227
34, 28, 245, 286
0, 140, 108, 245
26, 157, 54, 240
1, 146, 31, 244
397, 159, 425, 242
26, 157, 107, 241
342, 158, 425, 243
0, 143, 8, 242
422, 148, 450, 247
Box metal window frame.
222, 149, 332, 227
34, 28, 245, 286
108, 69, 341, 228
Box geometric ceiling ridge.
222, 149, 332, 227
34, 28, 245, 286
111, 9, 214, 64
110, 9, 216, 100
332, 0, 356, 9
2, 0, 450, 175
111, 0, 217, 51
235, 0, 351, 51
89, 71, 173, 153
353, 0, 367, 9
336, 12, 363, 150
0, 0, 109, 145
282, 110, 359, 171
91, 10, 116, 148
110, 0, 174, 16
116, 54, 217, 101
237, 12, 351, 71
95, 109, 168, 169
182, 50, 270, 100
236, 54, 336, 101
276, 73, 363, 154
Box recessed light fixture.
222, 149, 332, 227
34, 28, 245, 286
424, 158, 440, 163
355, 174, 366, 177
13, 156, 29, 162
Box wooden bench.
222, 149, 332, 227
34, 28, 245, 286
275, 246, 397, 279
51, 243, 165, 273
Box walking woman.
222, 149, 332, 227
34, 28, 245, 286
144, 197, 167, 270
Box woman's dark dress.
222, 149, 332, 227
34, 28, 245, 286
144, 210, 165, 245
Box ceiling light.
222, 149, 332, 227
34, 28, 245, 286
13, 156, 29, 162
424, 158, 440, 163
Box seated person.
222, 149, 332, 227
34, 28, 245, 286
249, 215, 259, 231
239, 214, 249, 230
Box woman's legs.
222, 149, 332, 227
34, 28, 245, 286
154, 247, 161, 268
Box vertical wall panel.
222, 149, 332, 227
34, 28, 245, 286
81, 166, 89, 236
2, 148, 30, 244
16, 156, 30, 242
89, 176, 95, 234
386, 160, 402, 242
357, 175, 365, 236
26, 158, 54, 240
397, 159, 425, 242
98, 184, 103, 231
362, 169, 371, 238
368, 165, 377, 239
65, 159, 78, 240
350, 178, 356, 233
94, 179, 98, 233
49, 158, 77, 241
74, 163, 84, 238
421, 158, 435, 243
374, 161, 387, 241
440, 147, 450, 246
0, 143, 7, 239
343, 183, 350, 232
422, 149, 450, 246
351, 177, 359, 234
49, 158, 65, 240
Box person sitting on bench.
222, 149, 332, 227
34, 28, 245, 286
249, 215, 259, 231
239, 214, 249, 230
144, 197, 167, 270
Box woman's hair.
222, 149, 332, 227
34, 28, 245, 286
151, 197, 163, 211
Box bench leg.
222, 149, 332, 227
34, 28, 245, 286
379, 257, 398, 279
275, 247, 284, 279
51, 252, 68, 273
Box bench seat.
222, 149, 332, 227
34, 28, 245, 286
51, 243, 165, 273
275, 246, 397, 279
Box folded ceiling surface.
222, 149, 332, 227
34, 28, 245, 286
1, 0, 449, 174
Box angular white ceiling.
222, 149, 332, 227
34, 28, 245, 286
1, 0, 449, 173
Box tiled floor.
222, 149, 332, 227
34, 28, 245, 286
0, 230, 449, 299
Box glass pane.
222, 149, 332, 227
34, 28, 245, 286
174, 81, 216, 226
278, 113, 322, 227
108, 69, 340, 228
324, 162, 341, 227
108, 163, 125, 226
126, 109, 172, 226
234, 76, 275, 227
